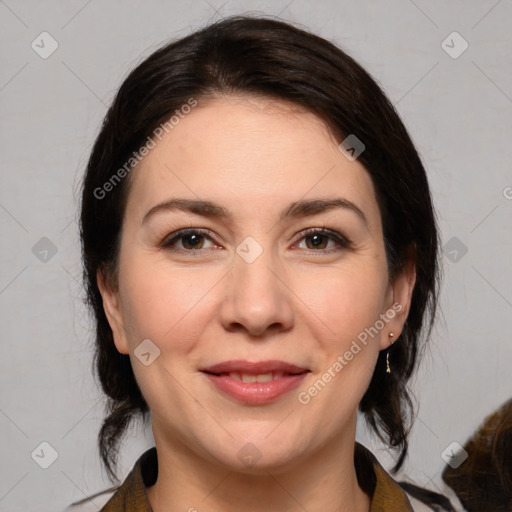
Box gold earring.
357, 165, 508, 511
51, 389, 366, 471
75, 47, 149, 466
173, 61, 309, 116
386, 333, 394, 374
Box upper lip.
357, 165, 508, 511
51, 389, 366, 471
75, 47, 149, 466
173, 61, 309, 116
200, 360, 310, 375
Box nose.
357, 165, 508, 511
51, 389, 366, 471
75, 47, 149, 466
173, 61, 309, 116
220, 247, 295, 338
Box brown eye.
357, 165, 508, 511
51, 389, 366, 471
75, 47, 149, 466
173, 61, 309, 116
162, 229, 216, 251
296, 228, 352, 253
304, 233, 329, 250
180, 233, 206, 250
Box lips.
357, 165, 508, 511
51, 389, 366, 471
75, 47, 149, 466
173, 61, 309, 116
201, 359, 309, 375
200, 360, 310, 404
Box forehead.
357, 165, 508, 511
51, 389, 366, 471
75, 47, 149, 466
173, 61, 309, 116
125, 95, 381, 228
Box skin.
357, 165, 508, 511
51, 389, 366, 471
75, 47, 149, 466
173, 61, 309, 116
98, 95, 416, 512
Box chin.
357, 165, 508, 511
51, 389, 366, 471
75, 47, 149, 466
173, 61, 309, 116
208, 435, 306, 475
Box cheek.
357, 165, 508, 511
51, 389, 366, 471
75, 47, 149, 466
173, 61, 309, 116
293, 260, 389, 348
117, 260, 222, 415
118, 257, 222, 351
294, 267, 386, 422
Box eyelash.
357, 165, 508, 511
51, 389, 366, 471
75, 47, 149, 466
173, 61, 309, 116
160, 227, 352, 255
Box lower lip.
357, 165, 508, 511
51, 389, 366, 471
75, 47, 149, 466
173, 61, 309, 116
202, 372, 309, 404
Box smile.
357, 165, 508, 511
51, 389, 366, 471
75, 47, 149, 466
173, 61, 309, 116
200, 360, 310, 404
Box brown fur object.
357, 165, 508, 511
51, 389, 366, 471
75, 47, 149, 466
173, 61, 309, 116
442, 398, 512, 511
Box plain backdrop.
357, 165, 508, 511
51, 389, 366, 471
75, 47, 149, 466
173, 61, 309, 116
1, 1, 511, 511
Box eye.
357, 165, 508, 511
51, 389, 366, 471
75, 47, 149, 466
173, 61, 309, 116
294, 228, 352, 253
161, 228, 218, 252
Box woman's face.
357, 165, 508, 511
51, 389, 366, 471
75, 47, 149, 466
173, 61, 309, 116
99, 95, 414, 473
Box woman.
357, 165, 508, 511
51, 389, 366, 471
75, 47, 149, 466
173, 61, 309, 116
75, 15, 455, 511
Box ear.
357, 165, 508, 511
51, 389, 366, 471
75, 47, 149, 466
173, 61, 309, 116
96, 268, 130, 355
380, 244, 417, 350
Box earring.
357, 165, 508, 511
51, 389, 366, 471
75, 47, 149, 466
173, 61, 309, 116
386, 333, 394, 374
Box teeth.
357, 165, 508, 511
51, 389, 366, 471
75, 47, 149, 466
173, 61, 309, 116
228, 371, 285, 382
254, 372, 272, 383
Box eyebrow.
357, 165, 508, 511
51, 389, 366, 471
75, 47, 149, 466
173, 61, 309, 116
142, 197, 368, 227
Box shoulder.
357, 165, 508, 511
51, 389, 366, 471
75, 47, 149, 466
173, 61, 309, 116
407, 495, 437, 512
355, 443, 414, 510
63, 447, 157, 512
405, 483, 466, 511
62, 489, 116, 512
355, 443, 466, 511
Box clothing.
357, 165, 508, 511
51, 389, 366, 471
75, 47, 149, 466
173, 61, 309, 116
66, 443, 432, 511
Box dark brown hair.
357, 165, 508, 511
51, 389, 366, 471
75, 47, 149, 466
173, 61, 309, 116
442, 398, 512, 511
80, 14, 448, 508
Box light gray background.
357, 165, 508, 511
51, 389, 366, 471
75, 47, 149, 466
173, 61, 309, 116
1, 1, 511, 511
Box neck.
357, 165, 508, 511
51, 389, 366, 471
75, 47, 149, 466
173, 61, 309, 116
146, 421, 371, 512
